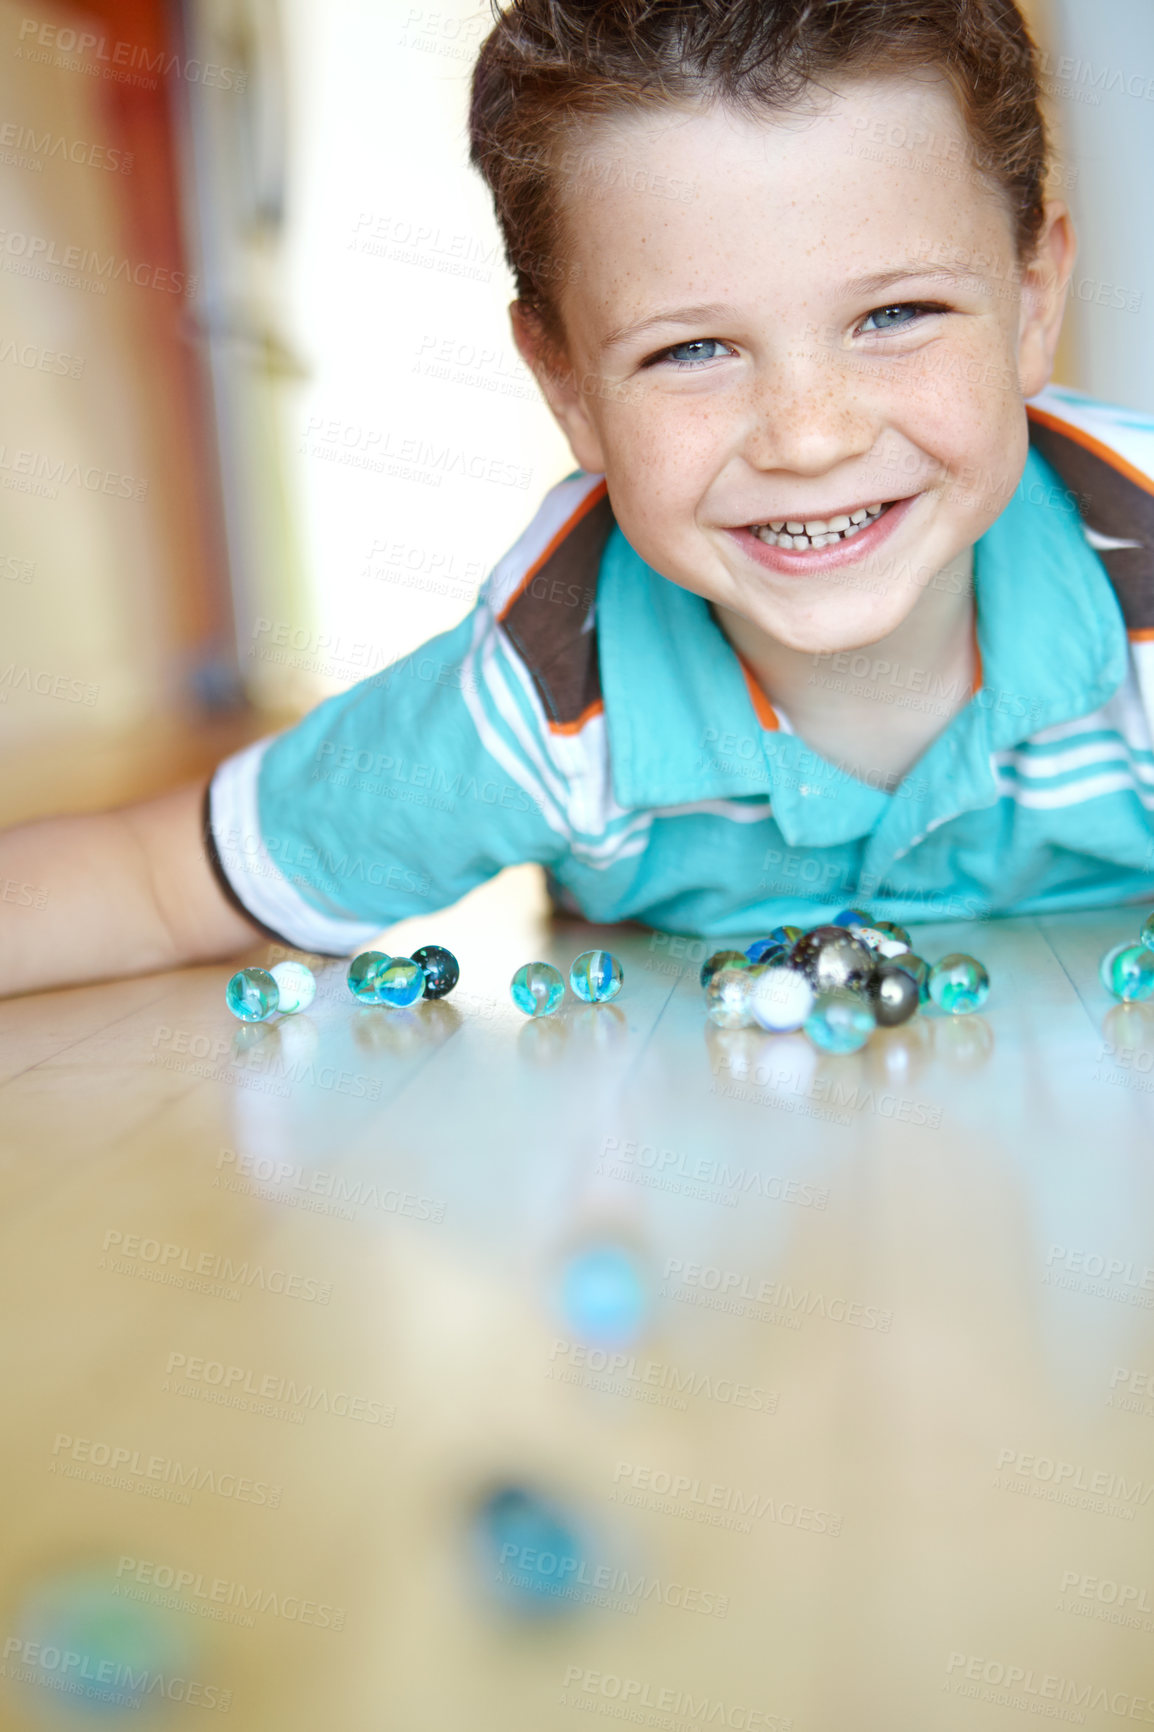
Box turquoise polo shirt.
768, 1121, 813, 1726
206, 387, 1154, 952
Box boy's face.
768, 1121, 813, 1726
513, 75, 1075, 655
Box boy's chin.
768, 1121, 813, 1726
739, 599, 923, 657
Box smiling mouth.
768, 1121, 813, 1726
747, 500, 897, 551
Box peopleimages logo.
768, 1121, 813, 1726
1, 1637, 230, 1711
993, 1446, 1154, 1521
549, 1340, 776, 1413
945, 1652, 1154, 1723
559, 1665, 791, 1729
16, 18, 247, 90
100, 1229, 332, 1305
114, 1556, 345, 1630
0, 229, 193, 293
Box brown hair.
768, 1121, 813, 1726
468, 0, 1050, 356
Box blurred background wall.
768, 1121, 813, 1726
0, 0, 1151, 814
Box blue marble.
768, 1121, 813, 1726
745, 937, 788, 964
225, 967, 279, 1021
928, 953, 991, 1015
831, 907, 873, 931
376, 956, 426, 1007
471, 1485, 587, 1615
1099, 942, 1154, 1003
559, 1244, 648, 1346
569, 949, 623, 1003
804, 988, 876, 1053
347, 950, 390, 1002
768, 924, 804, 947
511, 961, 565, 1017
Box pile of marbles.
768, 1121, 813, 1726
510, 951, 623, 1017
1099, 913, 1154, 1003
226, 945, 459, 1022
701, 909, 990, 1055
346, 944, 459, 1006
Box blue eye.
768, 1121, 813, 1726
656, 339, 731, 368
859, 302, 944, 333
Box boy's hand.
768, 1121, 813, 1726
0, 781, 267, 999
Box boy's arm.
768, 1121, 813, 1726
0, 780, 267, 999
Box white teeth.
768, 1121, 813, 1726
748, 499, 893, 551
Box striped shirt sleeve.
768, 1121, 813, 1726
203, 470, 629, 952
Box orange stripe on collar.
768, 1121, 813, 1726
549, 698, 605, 735
1026, 406, 1154, 500
498, 478, 609, 622
735, 652, 780, 731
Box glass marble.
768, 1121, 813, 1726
791, 929, 876, 994
471, 1485, 586, 1615
1099, 942, 1154, 1003
347, 950, 390, 1002
559, 1243, 648, 1346
705, 963, 760, 1028
874, 920, 912, 949
745, 937, 788, 965
569, 949, 623, 1003
854, 926, 910, 959
832, 907, 873, 931
269, 959, 315, 1014
867, 961, 921, 1027
226, 966, 280, 1022
700, 949, 749, 990
14, 1568, 192, 1714
377, 956, 426, 1007
511, 961, 565, 1017
749, 965, 815, 1033
412, 943, 459, 999
793, 923, 846, 948
804, 988, 876, 1053
768, 924, 804, 947
928, 953, 991, 1015
894, 951, 931, 1001
1142, 913, 1154, 952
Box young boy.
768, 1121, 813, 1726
3, 0, 1154, 998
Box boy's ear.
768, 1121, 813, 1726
510, 301, 609, 474
1017, 200, 1077, 399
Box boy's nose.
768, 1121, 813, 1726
740, 351, 878, 477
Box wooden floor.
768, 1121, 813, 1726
3, 735, 1154, 1730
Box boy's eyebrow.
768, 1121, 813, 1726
598, 264, 985, 352
598, 302, 736, 354
844, 262, 987, 294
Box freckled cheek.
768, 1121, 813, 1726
895, 379, 1015, 478
606, 411, 723, 497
